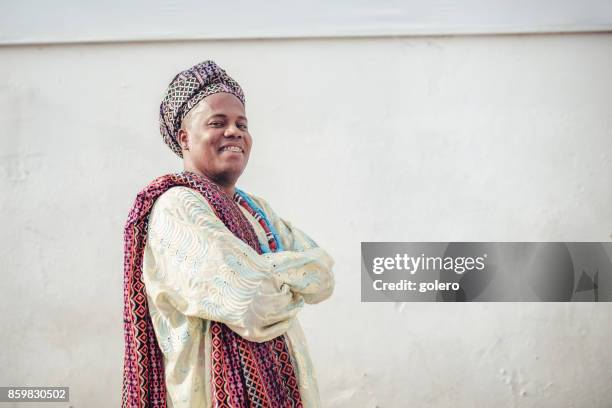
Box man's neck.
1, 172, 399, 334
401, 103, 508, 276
183, 166, 236, 198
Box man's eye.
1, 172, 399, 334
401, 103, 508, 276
238, 124, 248, 130
209, 122, 224, 127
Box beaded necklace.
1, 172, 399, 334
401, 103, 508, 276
234, 188, 284, 253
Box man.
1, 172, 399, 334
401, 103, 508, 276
122, 60, 335, 407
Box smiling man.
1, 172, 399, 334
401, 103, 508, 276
122, 60, 335, 408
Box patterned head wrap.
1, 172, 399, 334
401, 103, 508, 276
159, 60, 245, 157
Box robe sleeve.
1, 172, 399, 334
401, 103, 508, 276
143, 186, 328, 343
249, 194, 335, 305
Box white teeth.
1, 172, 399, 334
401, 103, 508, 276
222, 146, 242, 152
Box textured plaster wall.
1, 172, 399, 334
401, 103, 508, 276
0, 34, 611, 407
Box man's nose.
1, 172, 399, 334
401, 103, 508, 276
224, 124, 242, 138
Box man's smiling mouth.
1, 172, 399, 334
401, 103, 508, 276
220, 145, 244, 153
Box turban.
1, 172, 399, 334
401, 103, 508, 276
159, 60, 245, 157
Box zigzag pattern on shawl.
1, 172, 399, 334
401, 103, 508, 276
122, 171, 302, 407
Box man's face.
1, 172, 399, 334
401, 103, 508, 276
179, 92, 252, 188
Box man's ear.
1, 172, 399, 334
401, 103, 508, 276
177, 128, 189, 150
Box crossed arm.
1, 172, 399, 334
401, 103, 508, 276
143, 186, 334, 343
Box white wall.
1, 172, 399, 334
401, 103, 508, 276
2, 0, 612, 44
1, 33, 611, 407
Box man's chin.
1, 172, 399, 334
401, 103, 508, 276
213, 166, 247, 184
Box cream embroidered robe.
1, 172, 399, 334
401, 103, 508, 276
141, 186, 335, 407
